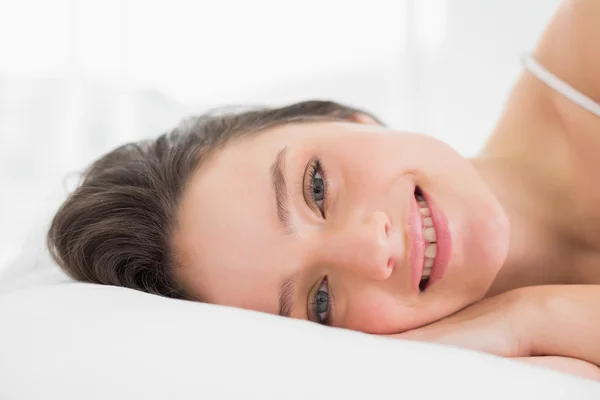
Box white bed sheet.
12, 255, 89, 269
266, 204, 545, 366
0, 228, 599, 399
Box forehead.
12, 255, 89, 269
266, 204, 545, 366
173, 122, 301, 310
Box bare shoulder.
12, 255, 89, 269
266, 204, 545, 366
485, 0, 600, 163
480, 0, 600, 160
534, 0, 600, 127
481, 1, 600, 250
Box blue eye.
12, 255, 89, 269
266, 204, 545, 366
313, 277, 330, 324
305, 158, 327, 216
311, 170, 325, 202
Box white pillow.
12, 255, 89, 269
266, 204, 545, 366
1, 229, 599, 399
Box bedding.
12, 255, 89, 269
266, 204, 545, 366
1, 77, 599, 399
0, 225, 599, 399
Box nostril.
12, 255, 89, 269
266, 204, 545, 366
384, 221, 390, 237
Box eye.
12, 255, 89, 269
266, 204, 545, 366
311, 277, 331, 325
304, 158, 327, 217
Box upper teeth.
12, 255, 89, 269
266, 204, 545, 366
416, 193, 436, 280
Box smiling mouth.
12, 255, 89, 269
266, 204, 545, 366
414, 187, 437, 291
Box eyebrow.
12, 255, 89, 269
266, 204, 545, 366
278, 272, 297, 318
270, 147, 296, 235
271, 147, 299, 318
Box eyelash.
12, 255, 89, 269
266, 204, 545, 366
304, 157, 328, 217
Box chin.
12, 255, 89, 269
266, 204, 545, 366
453, 197, 511, 302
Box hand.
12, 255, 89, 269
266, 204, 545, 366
517, 357, 600, 381
391, 285, 600, 381
393, 288, 534, 358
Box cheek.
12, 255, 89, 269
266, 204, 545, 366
340, 287, 424, 334
325, 136, 415, 195
433, 156, 510, 281
340, 279, 477, 334
331, 133, 467, 184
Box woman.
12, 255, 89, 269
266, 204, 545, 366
48, 0, 600, 380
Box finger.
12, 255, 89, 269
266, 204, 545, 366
395, 325, 518, 357
515, 356, 600, 381
395, 328, 475, 349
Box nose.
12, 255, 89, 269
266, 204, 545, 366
323, 211, 400, 281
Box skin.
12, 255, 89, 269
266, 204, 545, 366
175, 119, 510, 333
174, 0, 600, 379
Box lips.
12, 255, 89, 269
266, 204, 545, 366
408, 186, 451, 292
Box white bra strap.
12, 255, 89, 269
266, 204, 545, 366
522, 54, 600, 118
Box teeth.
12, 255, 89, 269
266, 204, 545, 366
416, 191, 438, 288
422, 265, 432, 279
425, 243, 437, 258
422, 257, 434, 279
424, 227, 436, 242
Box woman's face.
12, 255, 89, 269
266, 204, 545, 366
174, 119, 510, 333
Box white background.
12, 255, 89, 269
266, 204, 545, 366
0, 0, 561, 273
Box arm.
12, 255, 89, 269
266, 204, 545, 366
394, 285, 600, 378
525, 285, 600, 367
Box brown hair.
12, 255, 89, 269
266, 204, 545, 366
47, 100, 382, 299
